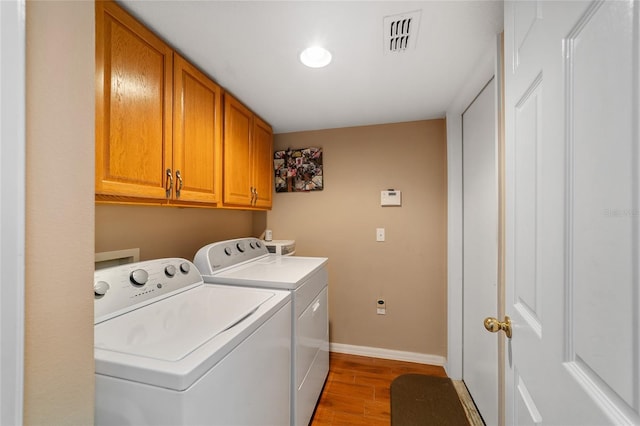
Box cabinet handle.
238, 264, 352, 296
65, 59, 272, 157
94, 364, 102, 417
165, 168, 173, 198
175, 170, 183, 199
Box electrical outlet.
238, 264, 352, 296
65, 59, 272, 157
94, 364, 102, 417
376, 228, 385, 242
377, 298, 386, 315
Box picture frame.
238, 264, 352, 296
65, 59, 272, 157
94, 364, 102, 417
274, 147, 323, 192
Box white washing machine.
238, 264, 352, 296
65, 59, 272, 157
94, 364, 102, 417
93, 258, 291, 426
194, 238, 329, 426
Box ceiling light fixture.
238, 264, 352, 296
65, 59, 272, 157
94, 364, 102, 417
300, 46, 332, 68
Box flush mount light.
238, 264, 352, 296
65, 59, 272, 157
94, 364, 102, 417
299, 46, 332, 68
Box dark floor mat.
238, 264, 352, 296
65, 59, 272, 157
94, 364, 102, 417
391, 374, 471, 426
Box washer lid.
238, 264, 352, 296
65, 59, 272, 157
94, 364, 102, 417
95, 285, 272, 362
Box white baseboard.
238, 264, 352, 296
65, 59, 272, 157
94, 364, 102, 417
329, 343, 446, 366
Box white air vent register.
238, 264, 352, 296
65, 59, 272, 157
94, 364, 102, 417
383, 10, 421, 53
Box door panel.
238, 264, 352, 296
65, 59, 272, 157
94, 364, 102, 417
463, 78, 498, 426
95, 1, 173, 199
515, 372, 542, 425
512, 74, 542, 334
505, 1, 639, 424
252, 116, 273, 209
567, 2, 636, 407
223, 95, 253, 206
173, 54, 222, 204
513, 1, 541, 71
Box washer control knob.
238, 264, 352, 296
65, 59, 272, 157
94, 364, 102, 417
94, 280, 110, 296
250, 242, 255, 249
255, 241, 262, 248
130, 269, 149, 286
236, 242, 245, 253
165, 265, 177, 277
180, 262, 190, 274
224, 247, 233, 256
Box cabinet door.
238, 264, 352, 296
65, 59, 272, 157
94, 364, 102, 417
223, 94, 253, 206
173, 54, 222, 204
252, 116, 273, 209
95, 1, 173, 200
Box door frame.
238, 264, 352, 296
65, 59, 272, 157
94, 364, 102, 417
0, 0, 26, 424
445, 35, 503, 421
461, 75, 500, 426
445, 36, 500, 379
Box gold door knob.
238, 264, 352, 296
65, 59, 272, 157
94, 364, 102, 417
484, 316, 512, 339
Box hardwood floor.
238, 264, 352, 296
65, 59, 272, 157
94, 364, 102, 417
309, 352, 449, 425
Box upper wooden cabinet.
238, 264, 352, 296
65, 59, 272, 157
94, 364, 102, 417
95, 0, 173, 201
96, 1, 223, 206
172, 54, 223, 204
223, 94, 273, 209
96, 1, 271, 210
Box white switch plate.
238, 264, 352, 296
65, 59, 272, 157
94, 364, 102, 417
376, 228, 385, 242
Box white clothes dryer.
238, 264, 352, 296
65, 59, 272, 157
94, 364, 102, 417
93, 258, 291, 426
194, 238, 329, 426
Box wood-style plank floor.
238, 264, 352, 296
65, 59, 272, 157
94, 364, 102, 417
309, 352, 449, 425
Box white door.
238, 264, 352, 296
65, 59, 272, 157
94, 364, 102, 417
463, 78, 498, 426
0, 0, 26, 425
504, 0, 639, 424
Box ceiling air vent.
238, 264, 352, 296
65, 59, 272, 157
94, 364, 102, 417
383, 10, 421, 54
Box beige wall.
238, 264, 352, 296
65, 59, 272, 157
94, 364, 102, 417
267, 120, 448, 356
22, 6, 445, 422
96, 205, 256, 260
25, 1, 95, 424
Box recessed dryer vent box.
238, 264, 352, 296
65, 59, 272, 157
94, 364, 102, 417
381, 189, 402, 206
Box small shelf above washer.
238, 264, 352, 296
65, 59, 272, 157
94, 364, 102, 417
95, 248, 140, 270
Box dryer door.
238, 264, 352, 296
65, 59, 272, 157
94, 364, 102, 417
296, 286, 329, 426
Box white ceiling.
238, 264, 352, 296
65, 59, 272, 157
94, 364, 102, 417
118, 1, 504, 134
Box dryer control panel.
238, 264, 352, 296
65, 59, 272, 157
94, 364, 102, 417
94, 258, 202, 324
194, 237, 269, 274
